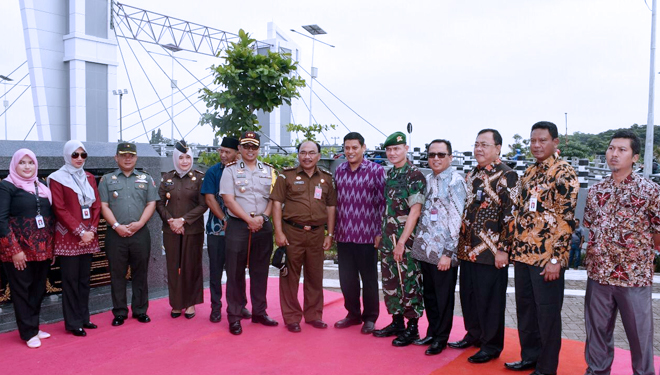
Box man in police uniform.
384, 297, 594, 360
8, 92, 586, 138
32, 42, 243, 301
220, 131, 278, 335
201, 136, 251, 323
271, 140, 337, 333
99, 142, 159, 326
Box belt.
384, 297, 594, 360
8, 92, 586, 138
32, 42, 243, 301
283, 219, 321, 231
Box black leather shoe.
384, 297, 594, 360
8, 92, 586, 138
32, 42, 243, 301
286, 322, 301, 333
82, 322, 97, 329
171, 310, 182, 319
229, 321, 242, 335
184, 310, 196, 319
306, 320, 328, 329
448, 339, 477, 349
468, 350, 500, 364
133, 314, 151, 323
240, 308, 252, 319
425, 341, 446, 356
360, 321, 375, 334
528, 371, 554, 375
504, 360, 537, 371
392, 319, 419, 347
334, 317, 362, 329
69, 328, 87, 337
373, 315, 405, 337
414, 336, 434, 346
252, 315, 279, 326
111, 316, 125, 326
209, 310, 222, 323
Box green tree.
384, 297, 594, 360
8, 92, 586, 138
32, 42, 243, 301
286, 123, 337, 143
199, 29, 306, 138
149, 129, 170, 144
504, 133, 530, 158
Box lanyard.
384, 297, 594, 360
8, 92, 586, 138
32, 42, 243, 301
34, 181, 41, 215
70, 173, 88, 202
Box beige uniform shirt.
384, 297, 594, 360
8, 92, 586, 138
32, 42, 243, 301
219, 160, 276, 218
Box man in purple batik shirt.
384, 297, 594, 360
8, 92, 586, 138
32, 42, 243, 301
333, 132, 386, 334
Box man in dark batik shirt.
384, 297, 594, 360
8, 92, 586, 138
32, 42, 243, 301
450, 129, 518, 364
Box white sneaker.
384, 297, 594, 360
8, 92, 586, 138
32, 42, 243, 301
37, 330, 51, 339
26, 335, 41, 348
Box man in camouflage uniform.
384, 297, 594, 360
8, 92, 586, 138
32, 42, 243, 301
373, 131, 426, 347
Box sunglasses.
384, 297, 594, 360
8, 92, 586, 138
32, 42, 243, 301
71, 152, 88, 159
428, 152, 448, 159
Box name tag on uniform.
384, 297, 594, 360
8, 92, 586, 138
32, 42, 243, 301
35, 215, 45, 229
294, 181, 304, 185
81, 205, 91, 219
476, 188, 484, 202
430, 208, 438, 222
314, 185, 323, 199
135, 179, 147, 183
529, 196, 538, 212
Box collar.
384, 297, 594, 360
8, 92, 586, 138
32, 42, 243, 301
339, 158, 368, 172
114, 168, 139, 177
535, 153, 559, 171
607, 171, 637, 186
296, 165, 319, 177
433, 167, 453, 180
391, 161, 411, 174
475, 158, 501, 172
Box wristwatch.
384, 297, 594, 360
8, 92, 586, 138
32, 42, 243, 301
112, 222, 120, 230
550, 258, 558, 265
260, 214, 269, 222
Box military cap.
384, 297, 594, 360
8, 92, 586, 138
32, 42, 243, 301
221, 137, 239, 150
240, 131, 260, 146
383, 131, 407, 148
117, 142, 137, 154
175, 140, 189, 153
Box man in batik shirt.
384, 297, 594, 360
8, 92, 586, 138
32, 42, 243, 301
507, 121, 579, 375
411, 139, 467, 356
373, 131, 426, 348
450, 129, 518, 364
583, 130, 660, 375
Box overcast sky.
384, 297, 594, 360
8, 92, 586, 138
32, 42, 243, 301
0, 0, 656, 153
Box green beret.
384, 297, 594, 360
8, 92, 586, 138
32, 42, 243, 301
383, 131, 407, 148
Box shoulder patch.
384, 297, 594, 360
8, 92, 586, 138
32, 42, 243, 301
278, 174, 286, 179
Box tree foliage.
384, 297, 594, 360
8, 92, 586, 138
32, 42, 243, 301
504, 133, 530, 158
199, 29, 306, 138
149, 129, 170, 144
286, 123, 337, 143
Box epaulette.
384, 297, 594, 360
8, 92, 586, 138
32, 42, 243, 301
262, 161, 274, 169
136, 168, 151, 176
226, 161, 238, 167
283, 166, 297, 171
319, 166, 332, 175
194, 169, 205, 175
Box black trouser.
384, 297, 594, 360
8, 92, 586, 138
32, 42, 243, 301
421, 262, 457, 345
59, 254, 92, 330
514, 261, 565, 374
225, 217, 273, 323
206, 234, 226, 312
337, 242, 380, 323
105, 227, 151, 318
3, 260, 49, 341
459, 260, 508, 355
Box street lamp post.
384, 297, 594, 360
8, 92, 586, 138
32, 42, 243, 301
113, 89, 129, 141
291, 26, 335, 127
0, 74, 14, 140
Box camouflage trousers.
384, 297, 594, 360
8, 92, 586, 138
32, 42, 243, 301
380, 248, 424, 319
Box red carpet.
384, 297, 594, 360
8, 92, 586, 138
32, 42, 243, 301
0, 277, 656, 375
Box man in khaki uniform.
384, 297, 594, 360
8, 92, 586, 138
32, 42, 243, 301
271, 140, 337, 333
220, 131, 278, 335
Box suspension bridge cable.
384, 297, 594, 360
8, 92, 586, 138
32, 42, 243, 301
0, 73, 30, 100
160, 46, 216, 91
295, 94, 330, 144
128, 97, 206, 142
23, 122, 36, 141
121, 73, 213, 118
298, 66, 386, 137
311, 89, 351, 133
0, 85, 30, 118
116, 26, 185, 141
135, 40, 204, 117
115, 31, 152, 143
3, 61, 27, 81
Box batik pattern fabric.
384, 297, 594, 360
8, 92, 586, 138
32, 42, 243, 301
380, 162, 426, 318
583, 173, 660, 287
457, 159, 518, 265
334, 159, 386, 244
511, 154, 579, 267
412, 168, 467, 266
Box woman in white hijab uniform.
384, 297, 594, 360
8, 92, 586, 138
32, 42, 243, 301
48, 140, 101, 337
156, 140, 208, 319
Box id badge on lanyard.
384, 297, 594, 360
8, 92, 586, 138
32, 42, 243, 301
34, 182, 45, 228
314, 184, 323, 200
529, 187, 539, 212
430, 208, 438, 222
82, 205, 91, 219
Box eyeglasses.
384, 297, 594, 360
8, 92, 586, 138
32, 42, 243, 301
428, 152, 448, 159
299, 151, 319, 157
71, 152, 88, 159
241, 144, 259, 151
473, 142, 495, 149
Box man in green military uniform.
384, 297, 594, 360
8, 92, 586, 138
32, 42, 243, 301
373, 132, 426, 347
98, 142, 159, 327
